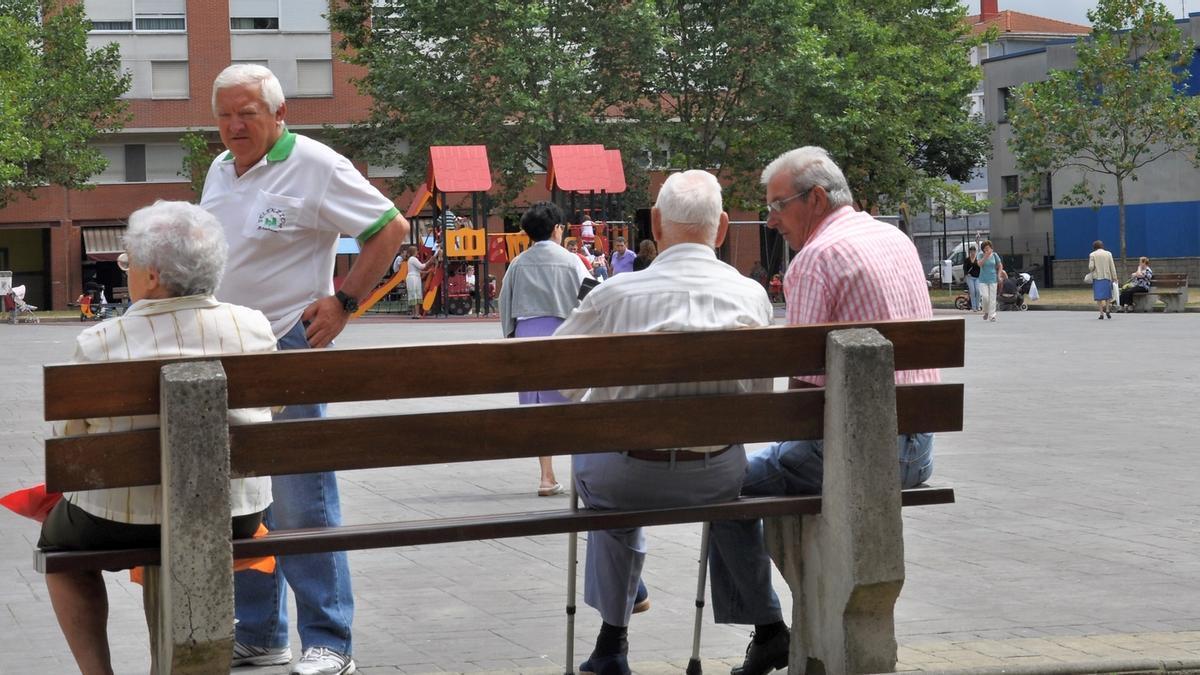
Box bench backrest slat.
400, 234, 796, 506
46, 383, 963, 492
44, 319, 963, 420
1150, 273, 1188, 289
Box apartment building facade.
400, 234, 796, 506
984, 12, 1200, 279
0, 0, 372, 310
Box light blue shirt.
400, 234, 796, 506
978, 252, 1002, 284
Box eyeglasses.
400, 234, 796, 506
117, 253, 130, 271
765, 188, 813, 214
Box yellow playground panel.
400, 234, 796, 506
445, 228, 486, 258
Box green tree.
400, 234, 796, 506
328, 0, 660, 214
648, 1, 828, 207
178, 131, 221, 201
0, 0, 130, 208
1008, 0, 1200, 261
770, 0, 990, 213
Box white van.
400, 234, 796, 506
927, 243, 975, 285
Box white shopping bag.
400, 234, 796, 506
1028, 280, 1039, 301
1112, 280, 1120, 302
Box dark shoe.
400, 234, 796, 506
633, 579, 650, 614
730, 629, 789, 675
1106, 310, 1112, 318
579, 652, 630, 675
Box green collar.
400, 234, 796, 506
221, 129, 298, 163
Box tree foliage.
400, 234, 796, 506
1009, 0, 1200, 260
178, 131, 221, 201
329, 0, 987, 217
329, 0, 659, 213
769, 0, 990, 212
0, 0, 130, 208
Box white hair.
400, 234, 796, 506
124, 201, 228, 297
211, 64, 285, 116
761, 146, 854, 209
654, 170, 723, 246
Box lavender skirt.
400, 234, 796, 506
515, 316, 568, 405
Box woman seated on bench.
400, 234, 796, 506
39, 201, 278, 675
1118, 256, 1153, 312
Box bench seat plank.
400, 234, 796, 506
47, 384, 963, 492
35, 487, 955, 574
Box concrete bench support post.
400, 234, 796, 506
151, 360, 235, 674
764, 328, 903, 674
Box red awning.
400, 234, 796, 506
546, 144, 609, 192
428, 145, 492, 193
604, 149, 626, 194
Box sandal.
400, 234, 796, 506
537, 482, 565, 497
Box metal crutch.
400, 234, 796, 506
564, 464, 580, 675
686, 521, 713, 675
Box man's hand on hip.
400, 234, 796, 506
302, 295, 350, 348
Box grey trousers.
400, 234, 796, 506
572, 447, 747, 626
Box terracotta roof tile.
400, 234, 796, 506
965, 10, 1091, 37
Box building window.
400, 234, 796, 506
1002, 175, 1020, 209
134, 14, 185, 30
1035, 173, 1053, 207
150, 61, 189, 98
231, 17, 280, 30
125, 145, 147, 182
998, 87, 1012, 123
295, 59, 333, 97
146, 144, 186, 182
90, 20, 133, 30
93, 145, 126, 184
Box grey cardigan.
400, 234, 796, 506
499, 240, 591, 338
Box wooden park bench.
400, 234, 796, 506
38, 318, 963, 674
1132, 272, 1189, 313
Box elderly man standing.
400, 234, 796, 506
707, 147, 938, 675
202, 64, 409, 675
554, 170, 773, 675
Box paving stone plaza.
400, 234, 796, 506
1, 311, 1198, 674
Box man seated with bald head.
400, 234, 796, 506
553, 170, 775, 675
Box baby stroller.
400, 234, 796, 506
4, 285, 40, 324
998, 273, 1033, 311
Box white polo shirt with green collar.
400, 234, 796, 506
203, 129, 399, 338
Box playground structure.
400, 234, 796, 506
356, 144, 629, 318
546, 144, 630, 256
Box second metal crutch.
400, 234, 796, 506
564, 464, 580, 675
686, 522, 713, 675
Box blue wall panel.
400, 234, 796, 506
1054, 201, 1200, 258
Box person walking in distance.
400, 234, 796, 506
977, 240, 1003, 322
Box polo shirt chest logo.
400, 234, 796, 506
257, 206, 287, 232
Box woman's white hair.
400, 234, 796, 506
211, 64, 285, 116
124, 201, 228, 297
761, 146, 855, 210
654, 170, 723, 246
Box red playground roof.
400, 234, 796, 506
604, 149, 626, 194
428, 145, 492, 193
546, 144, 610, 192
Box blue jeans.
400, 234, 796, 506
234, 321, 354, 653
708, 434, 933, 625
965, 275, 980, 311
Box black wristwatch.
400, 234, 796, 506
334, 290, 359, 314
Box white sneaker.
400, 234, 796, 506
231, 642, 292, 666
291, 647, 356, 675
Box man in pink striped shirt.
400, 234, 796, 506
708, 147, 937, 675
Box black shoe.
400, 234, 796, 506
1106, 311, 1112, 318
730, 629, 789, 675
579, 652, 630, 675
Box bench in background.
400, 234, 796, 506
39, 319, 964, 674
1132, 272, 1189, 313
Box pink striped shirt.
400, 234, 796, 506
785, 206, 939, 385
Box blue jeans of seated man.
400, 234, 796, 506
234, 320, 354, 654
707, 433, 933, 626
